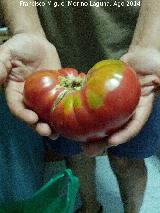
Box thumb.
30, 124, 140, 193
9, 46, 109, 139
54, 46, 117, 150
108, 93, 154, 145
0, 46, 12, 84
120, 53, 131, 63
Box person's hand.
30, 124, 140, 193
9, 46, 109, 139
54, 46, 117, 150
82, 47, 160, 156
121, 46, 160, 95
0, 32, 61, 138
108, 46, 160, 143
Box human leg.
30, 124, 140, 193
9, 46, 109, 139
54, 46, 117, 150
108, 153, 147, 213
106, 97, 160, 212
66, 154, 102, 213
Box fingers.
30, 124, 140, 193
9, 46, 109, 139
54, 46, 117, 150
32, 122, 59, 139
121, 53, 160, 96
141, 85, 155, 96
6, 80, 59, 138
121, 49, 160, 76
0, 61, 7, 84
9, 60, 33, 81
5, 81, 39, 124
35, 122, 52, 136
138, 75, 160, 96
139, 74, 160, 87
108, 93, 154, 146
81, 93, 154, 156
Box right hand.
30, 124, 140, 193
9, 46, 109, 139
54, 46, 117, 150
0, 32, 61, 139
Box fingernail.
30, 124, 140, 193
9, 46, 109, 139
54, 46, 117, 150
49, 134, 59, 140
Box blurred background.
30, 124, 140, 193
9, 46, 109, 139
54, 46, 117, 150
0, 16, 10, 44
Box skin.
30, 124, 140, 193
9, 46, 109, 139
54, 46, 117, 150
0, 0, 61, 137
0, 0, 159, 153
108, 1, 160, 212
116, 0, 160, 146
0, 1, 101, 211
109, 47, 160, 213
0, 33, 61, 138
1, 0, 160, 213
82, 0, 160, 156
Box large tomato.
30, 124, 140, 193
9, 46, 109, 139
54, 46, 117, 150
24, 60, 141, 142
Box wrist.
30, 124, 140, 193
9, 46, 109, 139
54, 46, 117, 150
128, 45, 160, 54
129, 38, 160, 51
129, 0, 160, 51
121, 46, 160, 78
12, 27, 46, 38
1, 0, 46, 38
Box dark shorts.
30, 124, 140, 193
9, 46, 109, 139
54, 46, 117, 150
44, 96, 160, 160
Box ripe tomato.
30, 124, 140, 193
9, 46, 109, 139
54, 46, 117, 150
24, 60, 141, 142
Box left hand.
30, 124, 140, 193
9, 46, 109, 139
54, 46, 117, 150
82, 47, 160, 156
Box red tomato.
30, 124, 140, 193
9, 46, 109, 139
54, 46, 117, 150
24, 60, 141, 142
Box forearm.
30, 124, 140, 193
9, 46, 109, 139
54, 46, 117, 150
130, 0, 160, 50
0, 0, 45, 36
